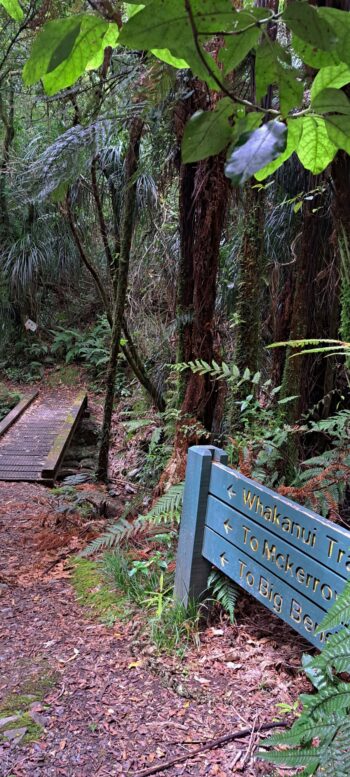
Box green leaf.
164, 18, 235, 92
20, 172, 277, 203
255, 40, 277, 102
292, 34, 340, 69
219, 25, 259, 74
316, 580, 350, 632
325, 114, 350, 154
278, 67, 304, 116
255, 40, 302, 115
226, 120, 287, 186
23, 14, 111, 95
119, 0, 233, 89
120, 0, 233, 50
319, 7, 350, 67
86, 24, 119, 70
0, 0, 23, 20
312, 88, 350, 115
254, 118, 302, 180
283, 2, 338, 51
46, 21, 82, 74
311, 63, 350, 100
151, 48, 188, 68
296, 116, 337, 174
182, 98, 235, 163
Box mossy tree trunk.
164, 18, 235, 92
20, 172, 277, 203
175, 83, 230, 430
0, 86, 14, 242
177, 152, 230, 430
97, 119, 143, 481
235, 184, 266, 374
280, 175, 338, 424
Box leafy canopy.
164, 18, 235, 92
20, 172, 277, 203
19, 0, 350, 181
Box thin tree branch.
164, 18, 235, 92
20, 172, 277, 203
65, 193, 113, 322
131, 720, 288, 777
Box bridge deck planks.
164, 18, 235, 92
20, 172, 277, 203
0, 391, 87, 485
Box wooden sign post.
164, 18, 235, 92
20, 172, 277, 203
174, 446, 350, 648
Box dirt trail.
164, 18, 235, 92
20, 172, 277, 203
0, 481, 310, 777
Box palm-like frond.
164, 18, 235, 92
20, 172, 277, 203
81, 482, 184, 557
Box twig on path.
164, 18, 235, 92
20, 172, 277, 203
130, 720, 288, 777
240, 714, 258, 770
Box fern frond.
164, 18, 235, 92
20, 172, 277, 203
79, 516, 144, 557
315, 580, 350, 632
207, 569, 239, 623
143, 483, 184, 523
266, 719, 339, 748
301, 682, 350, 717
311, 628, 350, 674
81, 483, 184, 557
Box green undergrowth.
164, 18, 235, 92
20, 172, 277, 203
0, 664, 57, 746
71, 557, 128, 625
72, 553, 201, 654
0, 712, 42, 744
0, 383, 21, 421
104, 551, 201, 653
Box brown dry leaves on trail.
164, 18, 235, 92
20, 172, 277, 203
0, 478, 311, 777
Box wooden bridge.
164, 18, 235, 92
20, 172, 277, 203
0, 391, 87, 486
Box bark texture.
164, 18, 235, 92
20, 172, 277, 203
177, 134, 230, 430
97, 119, 143, 481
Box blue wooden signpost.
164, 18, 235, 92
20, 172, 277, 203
174, 446, 350, 648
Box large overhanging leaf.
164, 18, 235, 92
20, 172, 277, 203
282, 2, 338, 51
325, 115, 350, 154
151, 49, 189, 69
119, 0, 234, 89
225, 120, 287, 186
255, 40, 302, 116
0, 0, 23, 21
319, 7, 350, 67
124, 0, 189, 66
218, 9, 268, 74
292, 34, 340, 69
23, 14, 114, 95
312, 88, 350, 116
296, 116, 337, 174
181, 98, 235, 163
311, 63, 350, 101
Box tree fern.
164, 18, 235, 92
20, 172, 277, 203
207, 569, 239, 623
259, 580, 350, 775
81, 483, 184, 557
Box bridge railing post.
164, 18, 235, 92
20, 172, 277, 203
174, 445, 227, 607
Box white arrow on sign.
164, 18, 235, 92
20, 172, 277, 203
227, 484, 236, 499
220, 552, 229, 568
224, 519, 233, 534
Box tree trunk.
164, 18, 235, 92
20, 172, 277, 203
280, 174, 338, 423
0, 87, 15, 241
97, 119, 143, 481
177, 152, 230, 430
235, 184, 266, 374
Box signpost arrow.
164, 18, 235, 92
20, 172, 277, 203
227, 484, 236, 499
220, 552, 229, 568
224, 519, 233, 534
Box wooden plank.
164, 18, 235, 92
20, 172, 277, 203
209, 462, 350, 580
0, 391, 39, 439
205, 495, 347, 612
202, 526, 330, 649
174, 446, 228, 606
41, 392, 87, 480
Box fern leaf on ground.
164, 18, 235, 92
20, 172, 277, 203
80, 483, 184, 557
315, 580, 350, 632
207, 569, 239, 623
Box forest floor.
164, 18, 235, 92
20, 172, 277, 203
0, 384, 311, 777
